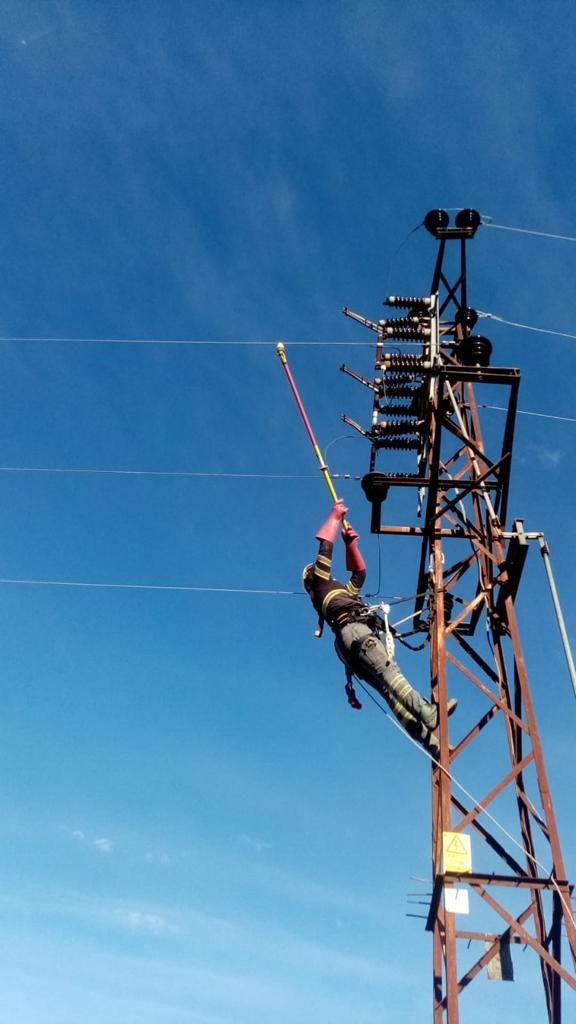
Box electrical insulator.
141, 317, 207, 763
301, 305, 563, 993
383, 372, 421, 385
455, 306, 479, 331
387, 471, 422, 480
380, 316, 424, 327
383, 370, 420, 382
383, 386, 422, 399
375, 419, 421, 435
456, 335, 493, 367
384, 372, 423, 386
381, 354, 424, 368
443, 592, 454, 626
375, 437, 420, 450
424, 209, 449, 235
378, 401, 414, 414
455, 208, 481, 231
384, 295, 432, 310
379, 315, 420, 323
361, 473, 390, 503
384, 325, 431, 339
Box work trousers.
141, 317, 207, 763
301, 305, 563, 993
336, 621, 433, 746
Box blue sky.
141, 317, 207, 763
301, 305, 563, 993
0, 2, 575, 1022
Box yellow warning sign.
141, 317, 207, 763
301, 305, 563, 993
443, 831, 472, 874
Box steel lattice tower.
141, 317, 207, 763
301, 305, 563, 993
341, 209, 576, 1022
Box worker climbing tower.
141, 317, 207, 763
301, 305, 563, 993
341, 209, 576, 1022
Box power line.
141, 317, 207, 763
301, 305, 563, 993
0, 396, 571, 485
478, 310, 576, 342
481, 219, 576, 243
0, 336, 373, 347
1, 316, 575, 346
0, 576, 420, 605
0, 466, 319, 479
0, 578, 301, 595
480, 404, 576, 424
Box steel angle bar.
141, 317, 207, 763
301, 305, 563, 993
449, 792, 526, 875
449, 633, 500, 683
444, 591, 487, 636
445, 650, 527, 729
427, 455, 510, 525
470, 884, 576, 992
454, 751, 536, 833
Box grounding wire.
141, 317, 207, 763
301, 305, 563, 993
354, 677, 576, 929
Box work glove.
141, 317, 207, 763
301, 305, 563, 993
342, 526, 359, 544
315, 499, 349, 543
342, 524, 366, 572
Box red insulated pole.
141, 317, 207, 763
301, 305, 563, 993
276, 342, 349, 528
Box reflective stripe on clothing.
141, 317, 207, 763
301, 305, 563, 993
337, 622, 429, 722
309, 538, 366, 629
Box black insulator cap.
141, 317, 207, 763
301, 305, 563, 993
361, 472, 390, 503
443, 592, 454, 627
455, 208, 481, 232
455, 306, 479, 330
457, 335, 493, 368
424, 209, 449, 236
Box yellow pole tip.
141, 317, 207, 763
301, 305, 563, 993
276, 342, 285, 354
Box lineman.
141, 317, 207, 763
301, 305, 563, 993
303, 499, 456, 756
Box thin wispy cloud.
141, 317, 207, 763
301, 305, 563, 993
238, 833, 272, 854
119, 910, 177, 936
145, 850, 172, 865
1, 6, 574, 1024
93, 837, 113, 854
60, 825, 114, 854
520, 444, 565, 469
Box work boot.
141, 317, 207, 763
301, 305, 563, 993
447, 697, 458, 718
421, 698, 458, 731
423, 732, 456, 760
423, 730, 440, 758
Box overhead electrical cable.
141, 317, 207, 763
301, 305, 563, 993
0, 578, 301, 595
0, 336, 373, 347
1, 393, 573, 484
480, 218, 576, 243
479, 404, 576, 424
0, 466, 319, 479
2, 316, 576, 346
478, 310, 576, 342
0, 575, 423, 606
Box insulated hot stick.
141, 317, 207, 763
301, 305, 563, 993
276, 342, 350, 529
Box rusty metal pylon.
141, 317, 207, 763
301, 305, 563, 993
342, 209, 576, 1022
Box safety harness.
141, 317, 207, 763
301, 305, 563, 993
334, 602, 396, 711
